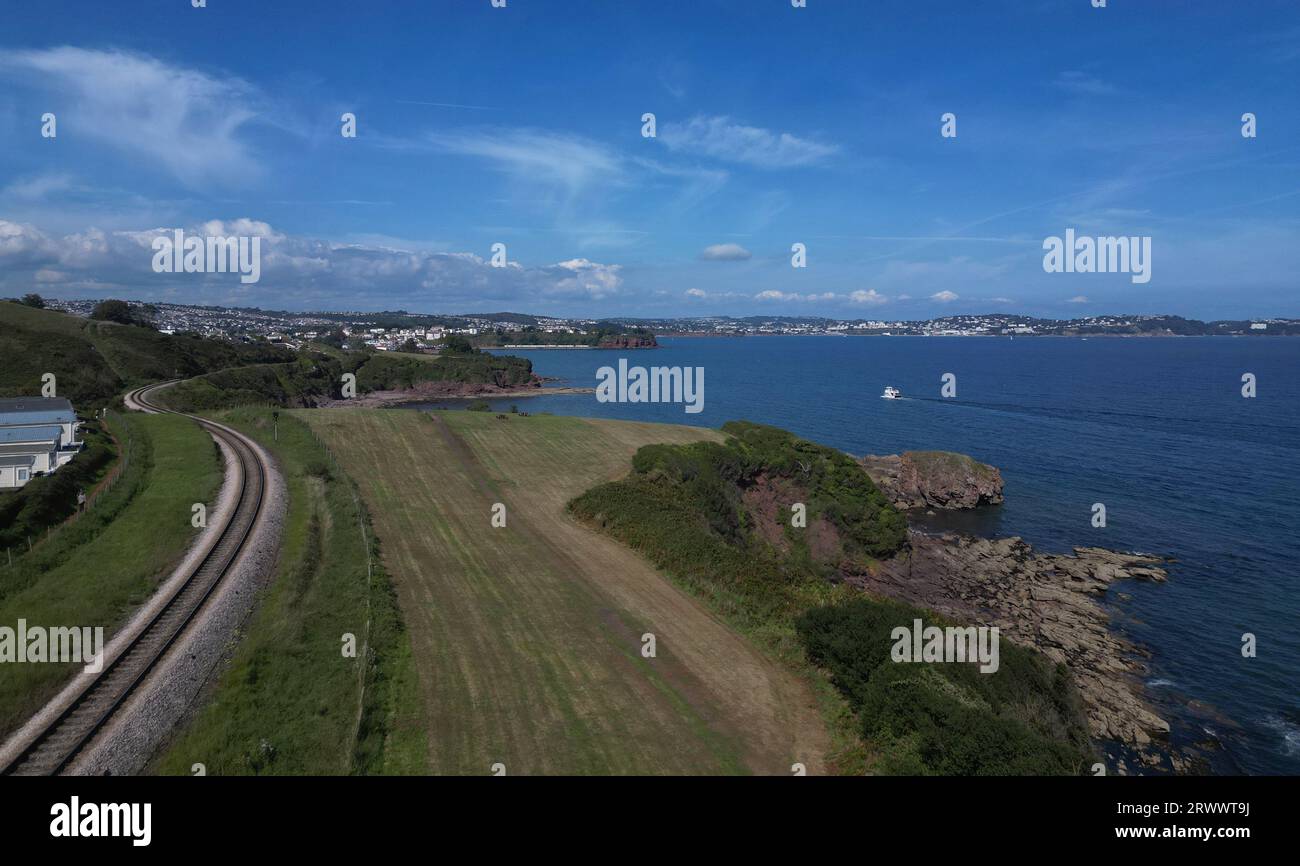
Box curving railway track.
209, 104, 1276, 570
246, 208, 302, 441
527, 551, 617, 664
1, 381, 270, 776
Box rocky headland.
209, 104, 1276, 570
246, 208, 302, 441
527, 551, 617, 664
860, 450, 1004, 510
855, 449, 1181, 770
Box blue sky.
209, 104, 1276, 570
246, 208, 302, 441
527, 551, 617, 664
0, 0, 1297, 319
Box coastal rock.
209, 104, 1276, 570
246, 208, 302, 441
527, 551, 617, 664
860, 450, 1004, 510
850, 531, 1171, 755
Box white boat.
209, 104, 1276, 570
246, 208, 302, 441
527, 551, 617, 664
881, 386, 902, 399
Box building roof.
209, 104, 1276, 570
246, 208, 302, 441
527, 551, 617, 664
0, 425, 61, 445
0, 455, 37, 468
0, 443, 48, 456
0, 397, 76, 427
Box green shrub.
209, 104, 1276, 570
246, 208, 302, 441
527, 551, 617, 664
796, 597, 1091, 775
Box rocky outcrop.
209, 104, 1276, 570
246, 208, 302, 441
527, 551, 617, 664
851, 531, 1172, 762
860, 450, 1004, 510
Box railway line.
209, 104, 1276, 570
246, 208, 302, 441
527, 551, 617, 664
0, 381, 270, 776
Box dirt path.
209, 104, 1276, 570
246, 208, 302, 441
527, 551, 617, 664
304, 409, 829, 775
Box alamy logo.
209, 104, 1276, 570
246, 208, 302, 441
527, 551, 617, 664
890, 618, 1000, 674
151, 229, 262, 284
596, 359, 704, 414
0, 619, 105, 673
50, 797, 151, 847
1042, 228, 1151, 284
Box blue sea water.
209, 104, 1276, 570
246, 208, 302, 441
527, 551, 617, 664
407, 335, 1300, 775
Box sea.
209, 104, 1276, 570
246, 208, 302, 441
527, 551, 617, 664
401, 335, 1300, 775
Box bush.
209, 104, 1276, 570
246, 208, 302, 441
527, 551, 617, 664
796, 597, 1091, 775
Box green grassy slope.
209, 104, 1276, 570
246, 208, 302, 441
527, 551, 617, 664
300, 409, 830, 775
0, 301, 292, 408
158, 347, 537, 412
154, 409, 423, 775
0, 412, 222, 739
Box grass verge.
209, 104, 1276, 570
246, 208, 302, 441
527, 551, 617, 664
0, 412, 221, 739
152, 408, 424, 775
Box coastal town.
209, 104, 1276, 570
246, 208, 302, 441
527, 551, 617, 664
31, 297, 1300, 349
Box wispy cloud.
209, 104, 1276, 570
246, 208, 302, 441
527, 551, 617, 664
426, 127, 624, 200
0, 47, 267, 186
395, 99, 498, 110
659, 115, 838, 168
1053, 70, 1120, 97
1, 173, 77, 200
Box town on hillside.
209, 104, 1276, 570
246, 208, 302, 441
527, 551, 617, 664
28, 297, 1300, 347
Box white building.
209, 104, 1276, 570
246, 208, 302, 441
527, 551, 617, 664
0, 397, 83, 490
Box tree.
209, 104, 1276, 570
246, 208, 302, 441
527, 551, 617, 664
441, 335, 476, 354
400, 338, 420, 353
20, 293, 45, 309
90, 299, 155, 329
90, 299, 136, 325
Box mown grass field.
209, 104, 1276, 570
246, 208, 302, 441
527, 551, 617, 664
153, 409, 424, 775
303, 408, 830, 775
0, 412, 221, 739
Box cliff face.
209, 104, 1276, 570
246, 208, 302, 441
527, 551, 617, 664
596, 333, 658, 349
859, 450, 1004, 510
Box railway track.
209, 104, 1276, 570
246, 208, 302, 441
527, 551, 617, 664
1, 381, 269, 776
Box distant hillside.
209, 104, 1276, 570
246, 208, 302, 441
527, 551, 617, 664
158, 345, 538, 411
0, 301, 293, 409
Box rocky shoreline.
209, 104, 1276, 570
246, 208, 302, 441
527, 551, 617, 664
855, 449, 1185, 771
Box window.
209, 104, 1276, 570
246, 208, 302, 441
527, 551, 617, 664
17, 469, 29, 482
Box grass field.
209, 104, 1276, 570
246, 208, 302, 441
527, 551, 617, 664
0, 300, 290, 408
0, 412, 221, 739
303, 409, 830, 775
153, 408, 424, 775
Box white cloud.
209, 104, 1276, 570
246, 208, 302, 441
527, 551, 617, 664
699, 243, 752, 261
0, 48, 265, 186
755, 290, 837, 302
660, 115, 838, 168
931, 290, 959, 302
1067, 295, 1089, 303
0, 218, 625, 307
685, 288, 707, 298
849, 289, 888, 305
